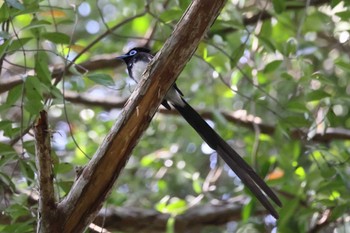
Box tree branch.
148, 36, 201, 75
33, 110, 59, 233
93, 204, 259, 233
56, 1, 227, 232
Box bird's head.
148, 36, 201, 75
116, 47, 151, 63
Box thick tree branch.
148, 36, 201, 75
56, 1, 227, 232
33, 111, 58, 233
93, 204, 258, 233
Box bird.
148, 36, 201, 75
117, 47, 282, 219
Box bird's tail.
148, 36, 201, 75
172, 99, 282, 219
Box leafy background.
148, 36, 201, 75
0, 0, 350, 232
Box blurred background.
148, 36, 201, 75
0, 0, 349, 232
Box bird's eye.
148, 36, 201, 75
129, 50, 137, 55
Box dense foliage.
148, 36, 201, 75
0, 0, 349, 232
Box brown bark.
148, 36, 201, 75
34, 111, 59, 233
54, 1, 227, 232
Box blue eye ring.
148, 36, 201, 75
129, 50, 137, 55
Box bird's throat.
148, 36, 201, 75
131, 61, 149, 82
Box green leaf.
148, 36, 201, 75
258, 35, 276, 52
24, 76, 43, 114
57, 180, 74, 194
8, 37, 32, 53
22, 19, 51, 31
272, 0, 285, 13
286, 100, 308, 112
263, 60, 283, 73
336, 10, 350, 20
140, 153, 157, 167
0, 120, 15, 138
0, 172, 16, 192
335, 60, 350, 72
192, 179, 202, 194
54, 162, 73, 174
49, 85, 63, 100
0, 3, 10, 23
35, 51, 52, 85
283, 115, 309, 127
162, 198, 187, 215
5, 0, 25, 10
230, 45, 245, 68
86, 73, 115, 87
285, 37, 298, 55
6, 84, 22, 106
306, 90, 331, 101
205, 53, 227, 72
242, 199, 253, 221
178, 0, 191, 10
159, 8, 182, 23
19, 160, 36, 185
0, 39, 11, 58
23, 140, 36, 157
0, 142, 16, 156
42, 32, 70, 44
4, 203, 29, 222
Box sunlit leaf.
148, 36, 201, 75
131, 15, 151, 34
242, 199, 253, 221
192, 179, 202, 194
39, 10, 66, 18
267, 169, 284, 180
140, 154, 157, 166
67, 44, 86, 53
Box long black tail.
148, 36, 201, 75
172, 99, 282, 219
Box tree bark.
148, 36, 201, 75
34, 111, 59, 233
54, 0, 227, 232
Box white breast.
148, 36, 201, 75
131, 61, 149, 82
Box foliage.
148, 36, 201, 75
0, 0, 350, 232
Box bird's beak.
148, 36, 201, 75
116, 54, 129, 60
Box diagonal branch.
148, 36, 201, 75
56, 1, 227, 232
